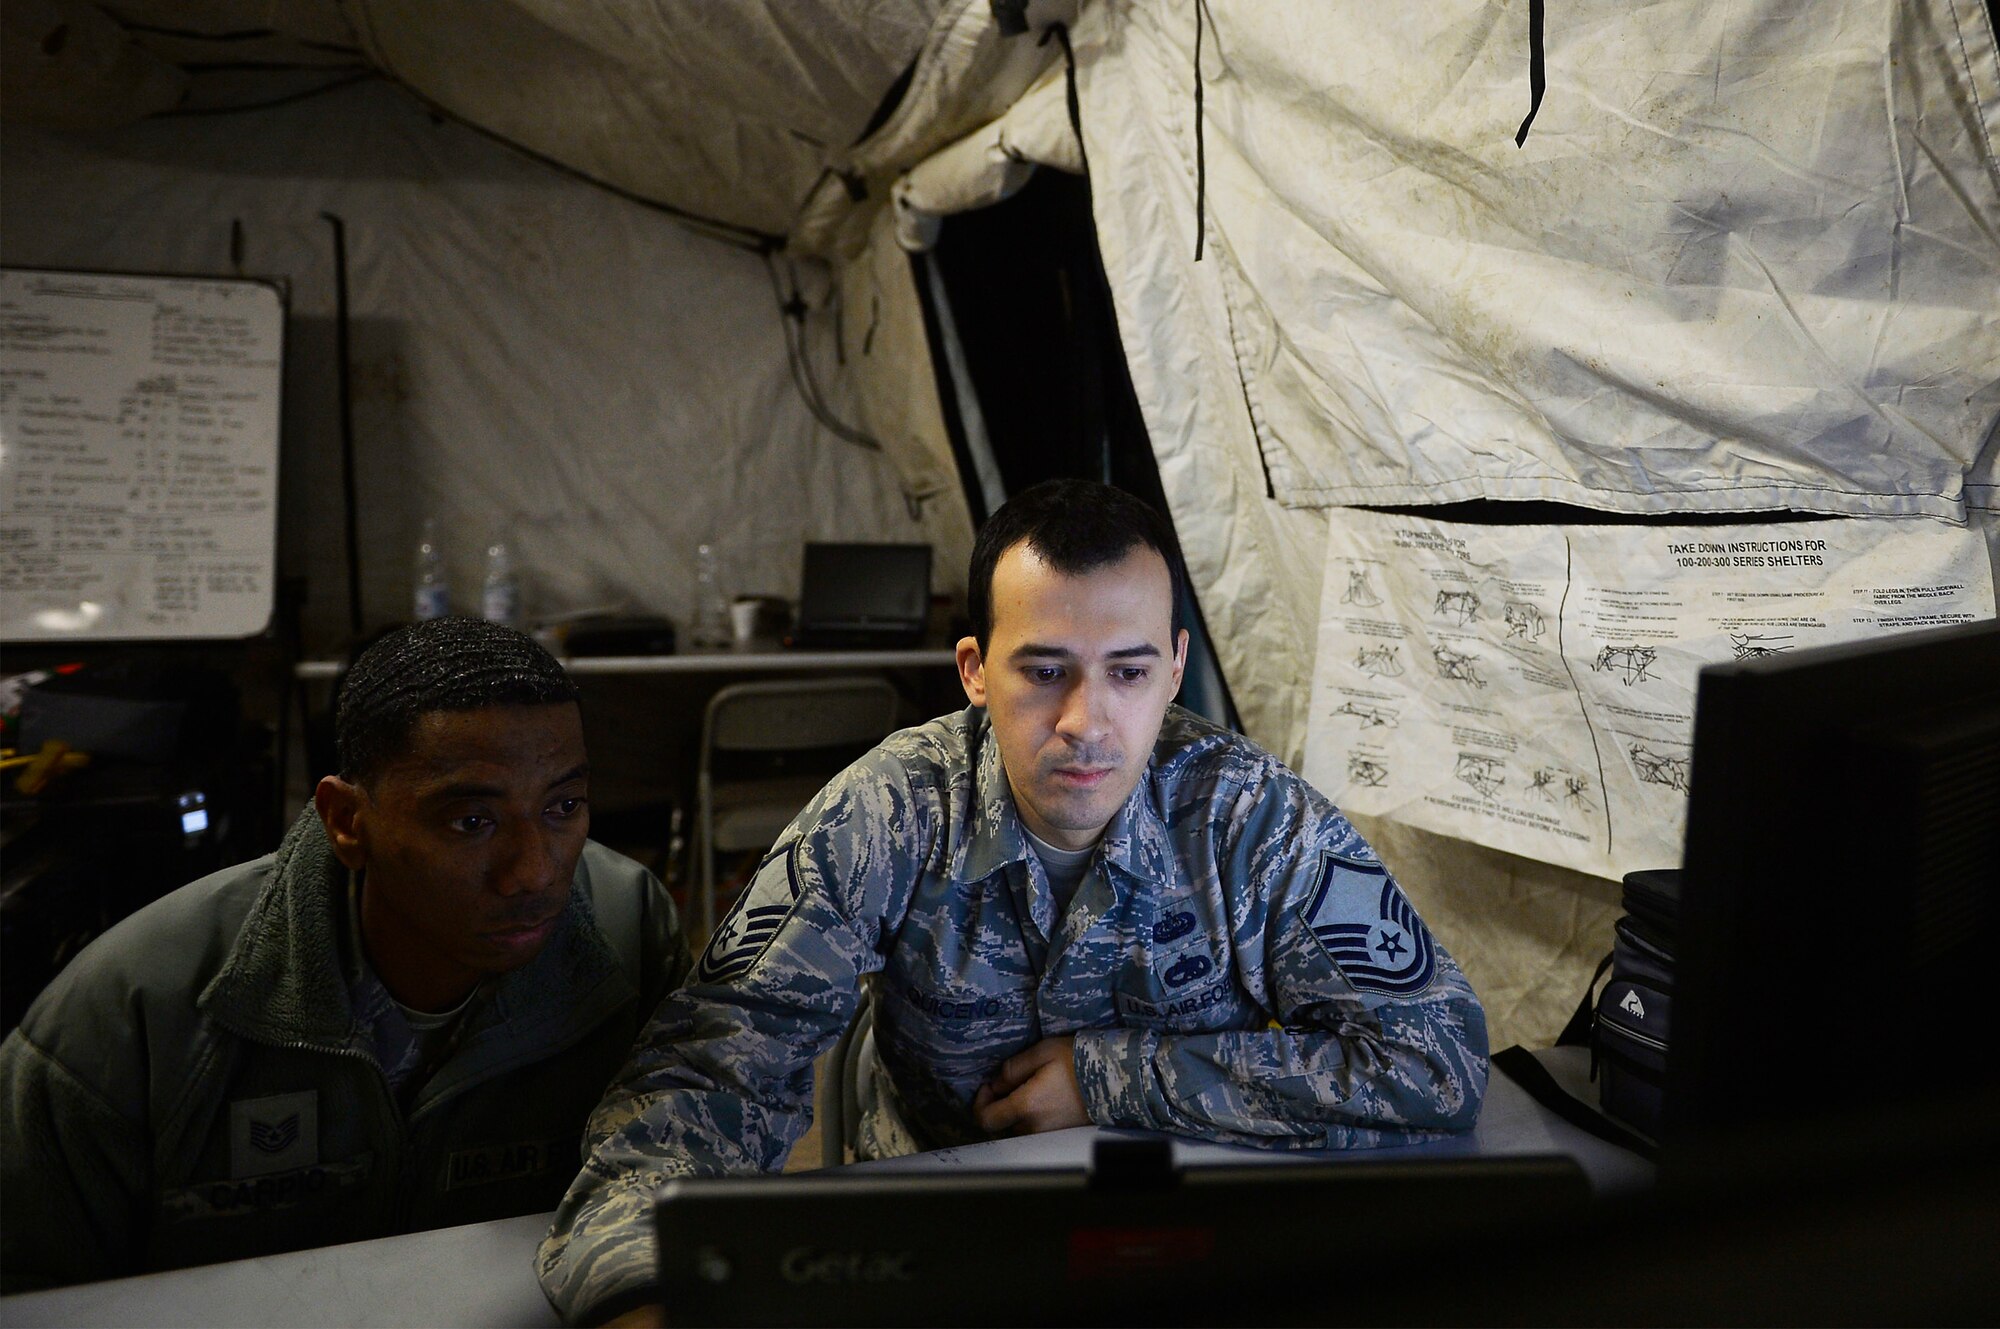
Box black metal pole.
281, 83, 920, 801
321, 212, 363, 636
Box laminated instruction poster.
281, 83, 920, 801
1, 268, 283, 641
1303, 509, 1995, 880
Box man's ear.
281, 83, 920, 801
313, 775, 370, 871
1169, 628, 1189, 699
956, 636, 988, 707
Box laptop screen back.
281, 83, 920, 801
655, 1152, 1589, 1325
794, 543, 931, 646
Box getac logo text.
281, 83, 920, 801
779, 1247, 916, 1284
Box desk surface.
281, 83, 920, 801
857, 1045, 1651, 1195
295, 647, 958, 681
0, 1211, 558, 1329
0, 1049, 1644, 1329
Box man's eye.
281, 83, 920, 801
1116, 667, 1150, 683
448, 815, 492, 834
1026, 666, 1063, 684
549, 796, 586, 819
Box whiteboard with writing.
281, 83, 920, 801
0, 268, 283, 641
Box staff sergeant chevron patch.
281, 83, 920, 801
1298, 853, 1437, 997
228, 1091, 318, 1178
249, 1114, 300, 1154
697, 844, 803, 985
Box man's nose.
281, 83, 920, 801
492, 821, 561, 896
1054, 675, 1112, 745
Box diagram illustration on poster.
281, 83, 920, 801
1304, 510, 1995, 879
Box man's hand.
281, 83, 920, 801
972, 1035, 1089, 1136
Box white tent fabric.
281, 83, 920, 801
789, 0, 1075, 258
335, 0, 1053, 575
0, 78, 942, 651
890, 63, 1081, 252
349, 0, 1076, 260
0, 0, 187, 129
1063, 0, 1999, 1039
1080, 1, 2000, 521
1074, 0, 2000, 760
344, 0, 941, 242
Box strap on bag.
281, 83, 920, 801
1555, 951, 1614, 1048
1491, 1045, 1660, 1162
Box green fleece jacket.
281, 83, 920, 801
0, 812, 688, 1293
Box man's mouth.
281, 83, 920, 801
485, 913, 559, 949
1051, 766, 1114, 789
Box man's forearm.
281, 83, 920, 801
538, 1170, 662, 1327
1072, 1002, 1487, 1148
536, 1065, 820, 1322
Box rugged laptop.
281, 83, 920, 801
653, 1142, 1589, 1325
790, 543, 931, 649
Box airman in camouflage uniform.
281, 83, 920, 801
538, 482, 1487, 1326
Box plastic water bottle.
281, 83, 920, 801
413, 518, 450, 621
691, 541, 730, 647
481, 538, 520, 626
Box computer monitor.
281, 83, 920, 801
1666, 617, 2000, 1164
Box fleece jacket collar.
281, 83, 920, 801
199, 812, 632, 1063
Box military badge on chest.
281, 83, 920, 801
163, 1093, 367, 1224
1299, 853, 1437, 996
228, 1090, 318, 1178
1115, 907, 1229, 1022
1152, 910, 1211, 988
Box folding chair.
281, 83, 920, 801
695, 677, 902, 938
816, 980, 875, 1168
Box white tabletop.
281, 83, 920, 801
0, 1212, 557, 1329
0, 1048, 1644, 1328
293, 648, 958, 680
854, 1045, 1651, 1194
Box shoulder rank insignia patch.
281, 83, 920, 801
1298, 854, 1437, 997
696, 843, 803, 985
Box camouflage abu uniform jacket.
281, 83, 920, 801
539, 704, 1488, 1323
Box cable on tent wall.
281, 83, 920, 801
1043, 24, 1091, 180
395, 94, 777, 255
343, 17, 781, 257
763, 254, 884, 454
159, 70, 378, 116
1192, 0, 1209, 262
1515, 0, 1547, 146
139, 23, 880, 494
137, 8, 901, 486
175, 61, 370, 73
114, 19, 362, 56
1045, 12, 1264, 505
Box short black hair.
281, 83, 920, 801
335, 616, 579, 783
966, 479, 1188, 653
